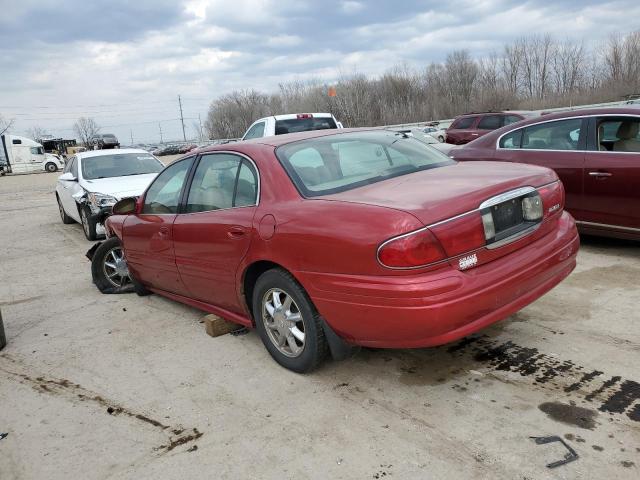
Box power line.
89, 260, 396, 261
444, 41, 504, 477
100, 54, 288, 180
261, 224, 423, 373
0, 97, 208, 110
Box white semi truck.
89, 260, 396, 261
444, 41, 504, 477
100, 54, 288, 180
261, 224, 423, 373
0, 134, 64, 175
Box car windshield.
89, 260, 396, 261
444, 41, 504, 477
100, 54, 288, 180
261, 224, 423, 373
81, 153, 163, 180
276, 130, 455, 197
275, 117, 337, 135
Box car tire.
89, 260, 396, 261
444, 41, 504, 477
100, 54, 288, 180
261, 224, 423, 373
91, 237, 132, 293
80, 206, 98, 241
57, 195, 74, 224
438, 135, 445, 143
252, 269, 328, 373
45, 162, 58, 173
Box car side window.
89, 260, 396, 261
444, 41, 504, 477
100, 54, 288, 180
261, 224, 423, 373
596, 117, 640, 152
478, 115, 502, 130
143, 158, 193, 214
521, 119, 582, 151
244, 122, 265, 140
186, 154, 257, 213
452, 117, 476, 129
499, 129, 523, 149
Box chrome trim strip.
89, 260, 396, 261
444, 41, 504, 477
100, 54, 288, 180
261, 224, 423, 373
479, 186, 536, 209
495, 112, 640, 151
576, 221, 640, 233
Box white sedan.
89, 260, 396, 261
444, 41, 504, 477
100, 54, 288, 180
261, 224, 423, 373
55, 149, 164, 240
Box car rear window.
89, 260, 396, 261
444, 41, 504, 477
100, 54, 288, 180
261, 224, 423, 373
81, 153, 164, 180
275, 117, 337, 135
451, 116, 477, 129
276, 131, 455, 197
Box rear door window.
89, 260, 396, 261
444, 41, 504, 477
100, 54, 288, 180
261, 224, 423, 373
596, 117, 640, 152
522, 119, 583, 151
451, 117, 477, 129
477, 115, 502, 130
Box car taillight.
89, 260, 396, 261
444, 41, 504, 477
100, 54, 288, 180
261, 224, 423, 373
378, 228, 446, 269
430, 213, 486, 257
538, 181, 564, 219
296, 114, 313, 119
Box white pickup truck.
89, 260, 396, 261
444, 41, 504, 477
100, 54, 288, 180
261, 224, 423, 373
242, 113, 343, 140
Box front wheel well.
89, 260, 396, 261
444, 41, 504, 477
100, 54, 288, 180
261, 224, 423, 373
242, 261, 293, 323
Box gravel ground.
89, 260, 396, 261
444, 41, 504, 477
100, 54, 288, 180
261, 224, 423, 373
0, 171, 638, 480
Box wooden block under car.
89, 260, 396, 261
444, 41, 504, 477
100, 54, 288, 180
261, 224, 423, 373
204, 314, 243, 337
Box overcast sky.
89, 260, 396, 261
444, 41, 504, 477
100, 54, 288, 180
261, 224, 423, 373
1, 0, 638, 143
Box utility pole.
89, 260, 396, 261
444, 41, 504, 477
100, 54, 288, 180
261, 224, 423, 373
130, 129, 134, 145
159, 123, 163, 144
178, 95, 186, 142
198, 113, 204, 142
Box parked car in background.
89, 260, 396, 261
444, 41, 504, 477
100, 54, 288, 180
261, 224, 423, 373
242, 113, 343, 140
90, 128, 578, 372
446, 111, 532, 145
423, 125, 447, 143
450, 107, 640, 240
391, 128, 455, 154
1, 134, 65, 174
90, 133, 120, 149
56, 149, 164, 240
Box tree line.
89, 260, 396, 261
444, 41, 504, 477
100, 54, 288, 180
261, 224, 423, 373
205, 31, 640, 139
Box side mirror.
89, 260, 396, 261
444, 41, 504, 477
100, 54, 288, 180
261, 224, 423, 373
112, 197, 138, 215
59, 172, 76, 181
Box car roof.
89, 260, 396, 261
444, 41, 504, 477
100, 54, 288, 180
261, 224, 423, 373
76, 148, 152, 159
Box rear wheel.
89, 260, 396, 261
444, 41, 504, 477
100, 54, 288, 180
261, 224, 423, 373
81, 207, 98, 241
253, 269, 328, 373
438, 135, 445, 143
45, 162, 58, 173
91, 237, 131, 293
57, 196, 74, 224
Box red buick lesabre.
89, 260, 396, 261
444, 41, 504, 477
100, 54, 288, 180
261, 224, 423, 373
91, 129, 579, 372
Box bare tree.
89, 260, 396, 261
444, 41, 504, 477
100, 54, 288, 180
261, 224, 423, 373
73, 117, 101, 147
0, 114, 14, 136
26, 125, 47, 141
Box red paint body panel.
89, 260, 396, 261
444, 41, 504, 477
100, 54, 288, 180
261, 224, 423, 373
105, 128, 580, 349
452, 107, 640, 239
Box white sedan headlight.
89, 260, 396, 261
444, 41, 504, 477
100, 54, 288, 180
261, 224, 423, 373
87, 192, 118, 209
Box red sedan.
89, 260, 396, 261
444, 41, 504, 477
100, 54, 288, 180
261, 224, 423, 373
451, 107, 640, 240
90, 129, 579, 372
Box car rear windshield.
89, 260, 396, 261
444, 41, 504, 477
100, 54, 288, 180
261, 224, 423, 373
81, 153, 163, 180
276, 131, 455, 197
275, 117, 337, 135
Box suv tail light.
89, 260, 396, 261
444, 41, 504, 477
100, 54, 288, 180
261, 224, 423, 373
378, 228, 446, 269
538, 181, 564, 218
296, 114, 313, 119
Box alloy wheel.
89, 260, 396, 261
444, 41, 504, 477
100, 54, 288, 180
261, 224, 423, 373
102, 246, 130, 288
262, 288, 305, 358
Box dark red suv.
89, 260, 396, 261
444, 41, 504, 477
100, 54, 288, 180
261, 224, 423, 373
446, 112, 530, 145
450, 107, 640, 240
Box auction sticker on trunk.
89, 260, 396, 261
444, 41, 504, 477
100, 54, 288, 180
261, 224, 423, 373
458, 253, 478, 270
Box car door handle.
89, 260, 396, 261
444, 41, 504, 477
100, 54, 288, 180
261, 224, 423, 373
228, 226, 247, 239
588, 171, 612, 178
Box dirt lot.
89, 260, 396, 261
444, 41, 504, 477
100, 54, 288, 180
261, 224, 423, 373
0, 171, 638, 480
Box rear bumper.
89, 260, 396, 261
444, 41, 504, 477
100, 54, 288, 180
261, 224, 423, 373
296, 211, 579, 348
